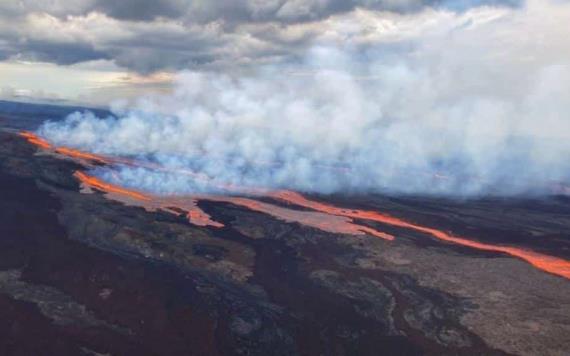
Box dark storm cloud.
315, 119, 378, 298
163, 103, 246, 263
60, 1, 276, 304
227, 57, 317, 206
113, 50, 218, 73
98, 0, 521, 23
0, 38, 11, 60
0, 0, 522, 72
11, 0, 522, 22
90, 0, 187, 21
20, 40, 110, 65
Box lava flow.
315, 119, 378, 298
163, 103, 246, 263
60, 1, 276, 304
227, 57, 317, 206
270, 191, 570, 279
74, 171, 394, 240
19, 131, 52, 150
74, 171, 150, 201
20, 132, 111, 165
20, 130, 570, 280
74, 171, 222, 228
20, 132, 267, 194
201, 196, 395, 240
21, 131, 394, 239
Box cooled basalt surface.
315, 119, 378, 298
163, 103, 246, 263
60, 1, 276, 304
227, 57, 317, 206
1, 126, 570, 356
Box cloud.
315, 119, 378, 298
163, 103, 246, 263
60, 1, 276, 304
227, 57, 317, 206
0, 86, 68, 105
37, 0, 570, 197
90, 0, 187, 21
0, 0, 521, 73
89, 0, 522, 23
18, 40, 110, 65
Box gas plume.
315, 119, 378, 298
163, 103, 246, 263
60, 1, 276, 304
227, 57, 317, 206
21, 130, 570, 279
37, 0, 570, 197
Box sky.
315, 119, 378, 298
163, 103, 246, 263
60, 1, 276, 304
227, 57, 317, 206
0, 0, 532, 106
20, 0, 570, 196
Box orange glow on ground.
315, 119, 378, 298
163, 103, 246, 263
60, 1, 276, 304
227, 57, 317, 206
202, 196, 394, 240
75, 171, 223, 228
74, 171, 150, 201
73, 171, 394, 240
168, 198, 225, 228
271, 191, 570, 279
20, 131, 570, 279
19, 131, 52, 150
20, 132, 113, 165
20, 131, 262, 193
55, 147, 111, 164
187, 207, 225, 228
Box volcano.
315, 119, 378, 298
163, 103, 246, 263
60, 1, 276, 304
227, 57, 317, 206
0, 102, 569, 356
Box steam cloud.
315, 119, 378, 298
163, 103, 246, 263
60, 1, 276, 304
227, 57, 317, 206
38, 0, 570, 197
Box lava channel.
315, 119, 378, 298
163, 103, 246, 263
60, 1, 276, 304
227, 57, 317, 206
270, 191, 570, 279
20, 130, 570, 279
74, 171, 394, 240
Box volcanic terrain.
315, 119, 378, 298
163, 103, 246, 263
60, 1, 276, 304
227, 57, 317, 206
0, 105, 569, 356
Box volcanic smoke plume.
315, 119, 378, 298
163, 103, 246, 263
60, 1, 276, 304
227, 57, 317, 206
20, 131, 570, 279
37, 0, 570, 197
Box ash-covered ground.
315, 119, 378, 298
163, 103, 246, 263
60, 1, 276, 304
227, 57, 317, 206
0, 103, 569, 356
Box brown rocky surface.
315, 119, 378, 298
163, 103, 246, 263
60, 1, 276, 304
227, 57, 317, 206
1, 126, 569, 355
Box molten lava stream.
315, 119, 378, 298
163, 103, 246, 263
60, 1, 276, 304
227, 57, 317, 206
19, 131, 52, 149
20, 131, 570, 279
20, 131, 265, 193
20, 132, 112, 165
202, 196, 395, 240
73, 171, 395, 240
74, 171, 150, 201
270, 191, 570, 280
74, 171, 223, 228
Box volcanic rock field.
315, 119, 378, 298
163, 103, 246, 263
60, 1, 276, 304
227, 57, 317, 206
0, 114, 569, 356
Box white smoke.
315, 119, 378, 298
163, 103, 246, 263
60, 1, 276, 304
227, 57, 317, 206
38, 0, 570, 196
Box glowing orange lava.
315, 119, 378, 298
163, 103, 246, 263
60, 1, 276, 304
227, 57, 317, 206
73, 171, 394, 240
74, 171, 223, 228
20, 132, 113, 165
271, 191, 570, 279
186, 207, 225, 228
19, 131, 52, 149
55, 147, 111, 164
203, 196, 394, 240
20, 130, 570, 279
74, 171, 150, 201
